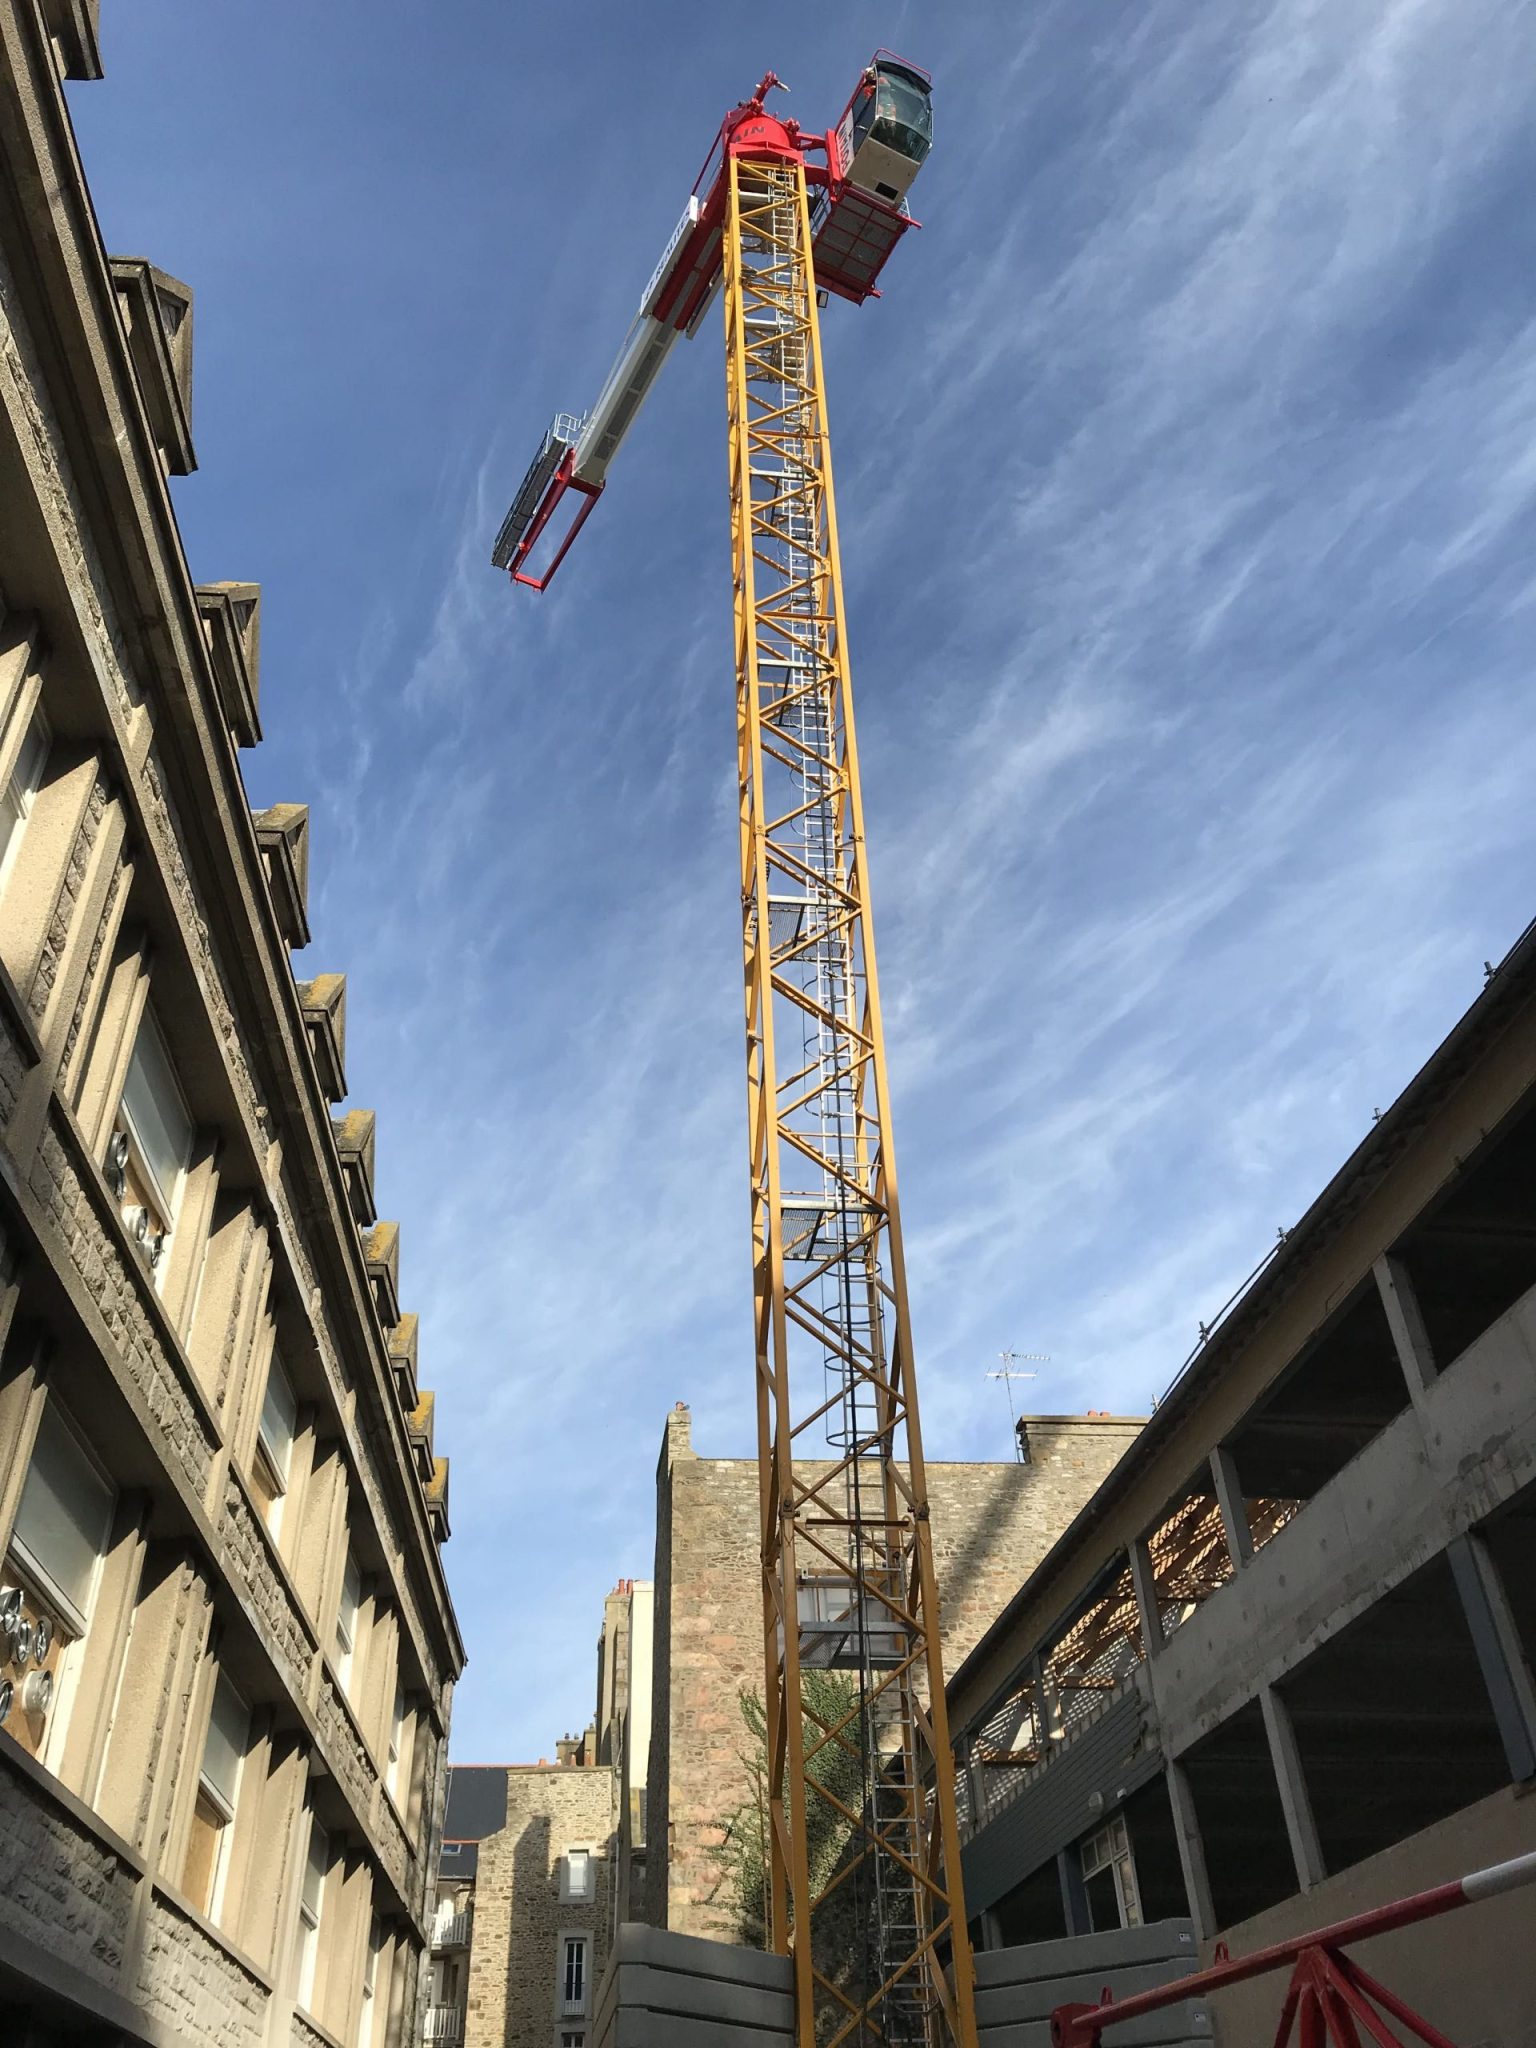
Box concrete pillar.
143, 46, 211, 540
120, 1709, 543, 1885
1164, 1760, 1216, 1941
1373, 1252, 1438, 1402
1056, 1845, 1091, 1937
1208, 1445, 1253, 1568
1129, 1538, 1162, 1659
1259, 1685, 1327, 1892
1032, 1650, 1063, 1746
1447, 1532, 1536, 1784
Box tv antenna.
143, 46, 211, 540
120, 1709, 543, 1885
986, 1350, 1049, 1459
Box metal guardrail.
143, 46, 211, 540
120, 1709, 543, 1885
1050, 1849, 1536, 2048
423, 2007, 465, 2043
432, 1909, 471, 1950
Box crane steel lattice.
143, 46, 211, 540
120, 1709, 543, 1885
495, 62, 976, 2048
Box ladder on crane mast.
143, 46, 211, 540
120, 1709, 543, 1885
495, 63, 976, 2048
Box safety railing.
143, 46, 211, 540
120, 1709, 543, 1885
1050, 1849, 1536, 2048
431, 1907, 471, 1950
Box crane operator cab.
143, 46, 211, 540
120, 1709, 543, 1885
838, 54, 932, 205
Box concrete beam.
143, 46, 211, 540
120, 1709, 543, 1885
1373, 1252, 1438, 1402
1446, 1531, 1536, 1784
1259, 1686, 1327, 1892
1130, 1539, 1163, 1660
1208, 1445, 1252, 1568
1147, 1300, 1536, 1755
1164, 1760, 1216, 1942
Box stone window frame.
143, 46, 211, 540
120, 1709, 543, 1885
0, 1386, 115, 1771
230, 1304, 324, 1612
0, 702, 51, 893
556, 1926, 592, 2018
0, 610, 48, 870
559, 1843, 598, 1904
293, 1807, 330, 2013
110, 995, 196, 1284
0, 1343, 149, 1807
334, 1544, 363, 1694
385, 1675, 413, 1814
360, 1908, 387, 2039
250, 1341, 299, 1539
178, 1658, 250, 1928
77, 940, 223, 1337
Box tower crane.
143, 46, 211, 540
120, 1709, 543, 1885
494, 59, 977, 2048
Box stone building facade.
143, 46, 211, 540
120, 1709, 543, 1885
458, 1764, 616, 2048
435, 1580, 656, 2048
643, 1402, 1141, 1938
0, 6, 463, 2045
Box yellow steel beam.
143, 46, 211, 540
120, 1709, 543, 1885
725, 149, 979, 2048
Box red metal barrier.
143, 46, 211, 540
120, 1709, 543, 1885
1049, 1848, 1536, 2048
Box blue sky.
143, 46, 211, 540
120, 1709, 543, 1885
72, 0, 1536, 1762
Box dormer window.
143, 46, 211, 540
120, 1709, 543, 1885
109, 258, 196, 476
196, 584, 262, 749
297, 974, 347, 1103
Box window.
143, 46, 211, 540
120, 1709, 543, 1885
183, 1672, 247, 1920
110, 1004, 194, 1282
358, 1915, 385, 2048
251, 1350, 297, 1534
1080, 1814, 1143, 1931
560, 2034, 587, 2048
0, 710, 48, 886
560, 1934, 589, 2016
2, 1402, 114, 1764
334, 1550, 361, 1692
560, 1846, 594, 1902
386, 1682, 408, 1802
294, 1817, 328, 2009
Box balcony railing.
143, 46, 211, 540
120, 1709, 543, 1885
424, 2007, 464, 2043
432, 1908, 471, 1950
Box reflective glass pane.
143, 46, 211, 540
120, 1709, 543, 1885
11, 1405, 113, 1622
121, 1010, 193, 1213
202, 1673, 248, 1811
303, 1820, 328, 1915
259, 1353, 297, 1479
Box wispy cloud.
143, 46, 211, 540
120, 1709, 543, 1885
79, 0, 1536, 1759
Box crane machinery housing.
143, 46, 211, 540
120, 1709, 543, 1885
494, 59, 977, 2048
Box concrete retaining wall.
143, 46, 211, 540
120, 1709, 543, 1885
976, 1920, 1210, 2048
593, 1923, 792, 2048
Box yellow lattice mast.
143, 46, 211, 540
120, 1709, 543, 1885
495, 59, 975, 2048
725, 151, 977, 2048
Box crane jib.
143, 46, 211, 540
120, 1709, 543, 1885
493, 64, 926, 593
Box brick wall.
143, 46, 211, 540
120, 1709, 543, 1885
648, 1408, 1141, 1938
464, 1765, 615, 2048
